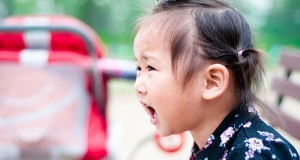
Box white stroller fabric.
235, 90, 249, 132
0, 63, 90, 160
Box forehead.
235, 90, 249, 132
134, 28, 170, 63
134, 17, 172, 59
134, 26, 166, 49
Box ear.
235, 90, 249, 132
202, 64, 229, 100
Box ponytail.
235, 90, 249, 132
234, 48, 265, 107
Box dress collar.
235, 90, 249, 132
190, 104, 257, 160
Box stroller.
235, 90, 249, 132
0, 15, 187, 160
0, 15, 136, 160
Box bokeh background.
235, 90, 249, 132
0, 0, 299, 62
0, 0, 299, 160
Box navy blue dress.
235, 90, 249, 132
190, 105, 300, 160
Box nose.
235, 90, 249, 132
134, 76, 147, 95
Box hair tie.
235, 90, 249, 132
238, 50, 244, 58
237, 50, 245, 62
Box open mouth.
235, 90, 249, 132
147, 106, 157, 119
141, 102, 158, 124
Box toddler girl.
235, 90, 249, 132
133, 0, 300, 159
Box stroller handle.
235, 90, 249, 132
0, 25, 98, 59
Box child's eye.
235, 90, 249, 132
147, 65, 156, 71
136, 66, 141, 71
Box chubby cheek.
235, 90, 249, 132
156, 95, 201, 135
149, 78, 179, 103
162, 82, 204, 132
151, 80, 186, 110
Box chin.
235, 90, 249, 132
156, 128, 175, 137
158, 132, 172, 137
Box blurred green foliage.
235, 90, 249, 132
0, 0, 299, 62
260, 0, 300, 54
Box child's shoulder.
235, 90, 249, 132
226, 116, 300, 160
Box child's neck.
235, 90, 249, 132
190, 91, 237, 149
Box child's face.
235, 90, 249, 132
134, 27, 207, 136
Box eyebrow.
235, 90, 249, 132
135, 53, 157, 62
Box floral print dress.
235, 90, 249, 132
190, 105, 300, 160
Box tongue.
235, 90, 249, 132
149, 108, 157, 124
